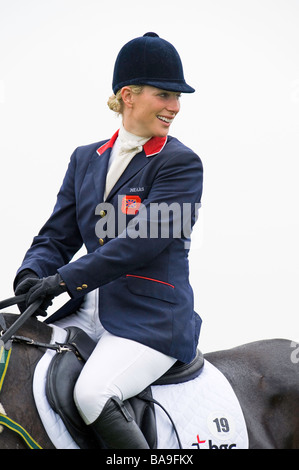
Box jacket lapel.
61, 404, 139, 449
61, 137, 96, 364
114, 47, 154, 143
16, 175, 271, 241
91, 131, 119, 201
90, 148, 111, 202
105, 150, 149, 201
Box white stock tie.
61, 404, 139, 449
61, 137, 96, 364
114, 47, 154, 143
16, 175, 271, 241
104, 124, 150, 200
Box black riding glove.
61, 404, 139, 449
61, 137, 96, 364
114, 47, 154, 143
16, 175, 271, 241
15, 273, 67, 317
14, 269, 39, 314
14, 269, 39, 290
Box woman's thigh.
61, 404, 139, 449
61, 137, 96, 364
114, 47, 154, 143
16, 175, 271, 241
74, 330, 176, 424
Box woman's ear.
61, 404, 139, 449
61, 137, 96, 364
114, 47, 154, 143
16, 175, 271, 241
121, 87, 134, 108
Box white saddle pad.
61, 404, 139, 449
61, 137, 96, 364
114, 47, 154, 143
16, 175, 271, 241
152, 360, 248, 449
33, 325, 248, 449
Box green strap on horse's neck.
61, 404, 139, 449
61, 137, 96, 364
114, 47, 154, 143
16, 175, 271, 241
0, 344, 42, 449
0, 413, 42, 449
0, 345, 11, 393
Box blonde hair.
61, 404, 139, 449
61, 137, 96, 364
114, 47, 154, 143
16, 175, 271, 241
107, 85, 144, 115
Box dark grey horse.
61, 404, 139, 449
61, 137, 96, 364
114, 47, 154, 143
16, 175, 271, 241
1, 313, 299, 449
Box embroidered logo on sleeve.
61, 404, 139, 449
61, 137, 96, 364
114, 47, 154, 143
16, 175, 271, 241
121, 195, 141, 214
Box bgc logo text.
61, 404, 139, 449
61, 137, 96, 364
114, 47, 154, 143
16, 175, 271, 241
192, 435, 237, 449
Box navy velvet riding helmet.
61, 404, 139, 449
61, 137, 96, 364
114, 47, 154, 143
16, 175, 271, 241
112, 32, 195, 94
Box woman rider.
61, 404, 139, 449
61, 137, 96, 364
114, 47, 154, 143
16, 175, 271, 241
14, 32, 203, 449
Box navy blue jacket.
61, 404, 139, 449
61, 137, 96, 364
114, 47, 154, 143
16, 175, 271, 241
16, 131, 203, 363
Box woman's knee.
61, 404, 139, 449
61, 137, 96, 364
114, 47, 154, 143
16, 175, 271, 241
73, 374, 121, 424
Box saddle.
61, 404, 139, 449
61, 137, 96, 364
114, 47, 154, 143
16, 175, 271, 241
46, 327, 204, 449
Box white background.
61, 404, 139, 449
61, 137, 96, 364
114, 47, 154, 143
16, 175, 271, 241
0, 0, 298, 353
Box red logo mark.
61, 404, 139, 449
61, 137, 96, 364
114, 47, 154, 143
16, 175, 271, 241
192, 435, 206, 449
121, 195, 141, 215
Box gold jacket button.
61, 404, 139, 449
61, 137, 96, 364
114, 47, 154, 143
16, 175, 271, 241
82, 284, 88, 289
99, 238, 104, 245
99, 210, 106, 217
76, 286, 83, 291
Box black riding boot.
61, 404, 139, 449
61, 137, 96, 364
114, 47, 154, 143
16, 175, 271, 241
89, 396, 150, 449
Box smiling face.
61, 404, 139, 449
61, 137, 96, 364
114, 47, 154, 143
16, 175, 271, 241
121, 85, 181, 137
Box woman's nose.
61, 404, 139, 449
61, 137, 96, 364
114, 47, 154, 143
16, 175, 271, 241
166, 96, 180, 114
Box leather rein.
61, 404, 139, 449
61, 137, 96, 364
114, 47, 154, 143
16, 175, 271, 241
0, 295, 78, 354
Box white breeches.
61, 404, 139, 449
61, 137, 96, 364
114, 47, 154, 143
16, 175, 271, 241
53, 290, 176, 424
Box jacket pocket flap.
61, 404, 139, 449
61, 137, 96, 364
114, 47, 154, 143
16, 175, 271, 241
126, 275, 176, 304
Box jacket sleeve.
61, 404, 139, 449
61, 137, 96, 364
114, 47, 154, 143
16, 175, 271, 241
58, 147, 203, 298
15, 149, 83, 279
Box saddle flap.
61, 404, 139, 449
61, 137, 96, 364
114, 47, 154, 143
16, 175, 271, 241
46, 327, 98, 449
46, 349, 97, 449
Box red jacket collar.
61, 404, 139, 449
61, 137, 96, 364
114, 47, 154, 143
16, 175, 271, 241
96, 130, 167, 157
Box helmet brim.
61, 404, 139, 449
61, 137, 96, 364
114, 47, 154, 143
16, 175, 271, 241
113, 79, 195, 95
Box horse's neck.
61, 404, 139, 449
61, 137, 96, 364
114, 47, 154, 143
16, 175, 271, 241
3, 313, 52, 343
0, 313, 54, 449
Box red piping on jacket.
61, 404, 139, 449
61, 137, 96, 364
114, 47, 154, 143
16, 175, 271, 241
126, 274, 175, 288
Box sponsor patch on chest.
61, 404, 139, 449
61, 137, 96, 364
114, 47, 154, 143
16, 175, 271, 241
121, 195, 142, 214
